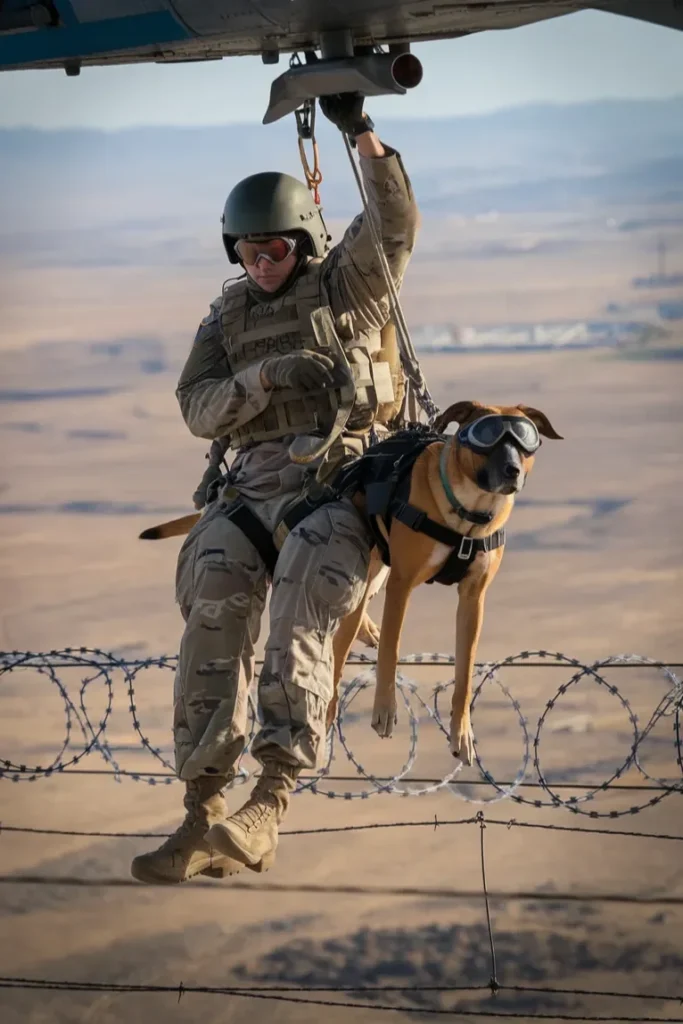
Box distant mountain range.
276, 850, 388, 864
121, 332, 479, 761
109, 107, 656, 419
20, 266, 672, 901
1, 96, 682, 247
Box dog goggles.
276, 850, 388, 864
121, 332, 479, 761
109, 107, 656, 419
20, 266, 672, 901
457, 414, 541, 455
233, 235, 297, 266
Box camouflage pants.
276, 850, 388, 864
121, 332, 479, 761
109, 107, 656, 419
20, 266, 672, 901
173, 494, 372, 780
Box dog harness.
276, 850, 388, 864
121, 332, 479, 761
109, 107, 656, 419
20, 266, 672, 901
331, 428, 506, 586
212, 427, 505, 587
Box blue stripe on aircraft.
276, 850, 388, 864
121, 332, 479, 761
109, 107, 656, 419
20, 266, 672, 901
0, 10, 191, 67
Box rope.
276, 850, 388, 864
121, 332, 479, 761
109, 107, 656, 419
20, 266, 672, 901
291, 101, 437, 419
295, 100, 323, 205
341, 131, 439, 423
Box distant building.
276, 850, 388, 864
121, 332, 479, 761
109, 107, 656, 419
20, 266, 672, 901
413, 320, 660, 352
658, 301, 683, 321
633, 274, 683, 290
410, 324, 460, 351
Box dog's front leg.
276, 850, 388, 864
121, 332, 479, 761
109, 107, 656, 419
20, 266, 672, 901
328, 582, 372, 731
450, 579, 488, 765
356, 553, 389, 649
372, 572, 413, 738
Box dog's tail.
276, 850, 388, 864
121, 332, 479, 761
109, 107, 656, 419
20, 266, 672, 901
139, 513, 200, 541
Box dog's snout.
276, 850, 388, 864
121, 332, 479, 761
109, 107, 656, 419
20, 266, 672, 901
478, 441, 526, 494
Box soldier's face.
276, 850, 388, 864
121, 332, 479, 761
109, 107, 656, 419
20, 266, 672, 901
245, 249, 298, 292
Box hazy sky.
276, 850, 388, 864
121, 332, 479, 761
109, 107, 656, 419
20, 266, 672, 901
1, 10, 683, 130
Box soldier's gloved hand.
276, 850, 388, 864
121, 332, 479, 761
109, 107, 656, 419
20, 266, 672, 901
319, 92, 374, 137
261, 351, 337, 391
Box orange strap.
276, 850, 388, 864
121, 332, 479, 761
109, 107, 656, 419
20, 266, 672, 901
297, 135, 323, 205
295, 100, 323, 205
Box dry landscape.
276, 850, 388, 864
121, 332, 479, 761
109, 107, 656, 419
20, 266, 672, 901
1, 100, 683, 1023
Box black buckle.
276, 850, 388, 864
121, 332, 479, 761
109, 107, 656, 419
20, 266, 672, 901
393, 501, 426, 532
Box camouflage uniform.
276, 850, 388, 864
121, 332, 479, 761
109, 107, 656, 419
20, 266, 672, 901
174, 146, 418, 780
131, 143, 418, 884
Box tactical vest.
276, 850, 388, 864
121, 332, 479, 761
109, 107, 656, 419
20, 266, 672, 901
219, 259, 402, 449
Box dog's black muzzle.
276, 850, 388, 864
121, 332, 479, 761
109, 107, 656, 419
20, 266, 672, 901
477, 441, 526, 494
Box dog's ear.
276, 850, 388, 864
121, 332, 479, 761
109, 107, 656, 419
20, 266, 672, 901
433, 401, 483, 434
517, 405, 564, 440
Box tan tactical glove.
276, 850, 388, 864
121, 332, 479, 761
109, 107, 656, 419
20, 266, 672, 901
261, 351, 336, 391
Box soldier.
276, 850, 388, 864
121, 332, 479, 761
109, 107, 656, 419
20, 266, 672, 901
131, 93, 419, 884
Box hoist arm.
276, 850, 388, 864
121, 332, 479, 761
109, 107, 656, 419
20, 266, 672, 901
263, 46, 423, 125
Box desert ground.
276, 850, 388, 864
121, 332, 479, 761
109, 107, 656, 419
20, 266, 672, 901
1, 193, 683, 1022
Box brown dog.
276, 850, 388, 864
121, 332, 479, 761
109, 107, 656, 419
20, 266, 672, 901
141, 400, 561, 764
327, 401, 562, 763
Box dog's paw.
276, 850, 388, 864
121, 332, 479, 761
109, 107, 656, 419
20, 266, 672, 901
371, 698, 397, 738
357, 612, 381, 649
450, 712, 475, 766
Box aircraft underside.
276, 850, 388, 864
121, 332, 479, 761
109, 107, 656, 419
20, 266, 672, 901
0, 1, 682, 75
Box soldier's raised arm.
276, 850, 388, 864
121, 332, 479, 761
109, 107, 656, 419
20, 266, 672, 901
318, 94, 419, 333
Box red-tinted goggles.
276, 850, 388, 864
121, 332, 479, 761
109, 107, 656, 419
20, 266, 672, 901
233, 236, 296, 266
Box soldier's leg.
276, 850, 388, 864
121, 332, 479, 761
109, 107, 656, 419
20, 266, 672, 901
173, 503, 268, 781
131, 502, 269, 884
205, 498, 372, 867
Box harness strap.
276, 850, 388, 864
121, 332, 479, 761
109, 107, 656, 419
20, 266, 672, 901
391, 499, 480, 549
391, 498, 506, 584
220, 430, 507, 588
224, 501, 279, 576
273, 485, 337, 550
428, 527, 506, 587
222, 490, 505, 590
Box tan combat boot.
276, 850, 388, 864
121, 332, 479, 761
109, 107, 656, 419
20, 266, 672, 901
130, 776, 245, 885
204, 760, 299, 869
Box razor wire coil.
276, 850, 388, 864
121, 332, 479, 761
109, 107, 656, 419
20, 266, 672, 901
1, 648, 681, 820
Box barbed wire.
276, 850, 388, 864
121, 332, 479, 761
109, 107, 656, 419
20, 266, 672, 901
1, 977, 681, 1001
0, 807, 681, 1023
2, 739, 681, 1022
2, 648, 681, 820
2, 767, 675, 791
1, 976, 682, 1021
3, 813, 682, 842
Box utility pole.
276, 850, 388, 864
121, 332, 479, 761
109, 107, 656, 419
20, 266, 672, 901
657, 236, 667, 280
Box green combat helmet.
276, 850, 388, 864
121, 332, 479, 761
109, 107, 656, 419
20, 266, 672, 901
221, 171, 330, 262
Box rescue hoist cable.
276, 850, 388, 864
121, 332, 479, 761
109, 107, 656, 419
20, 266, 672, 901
293, 96, 439, 424
340, 130, 439, 424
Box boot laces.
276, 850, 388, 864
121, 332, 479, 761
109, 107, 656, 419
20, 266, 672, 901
236, 792, 278, 831
155, 808, 200, 855
158, 784, 221, 853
